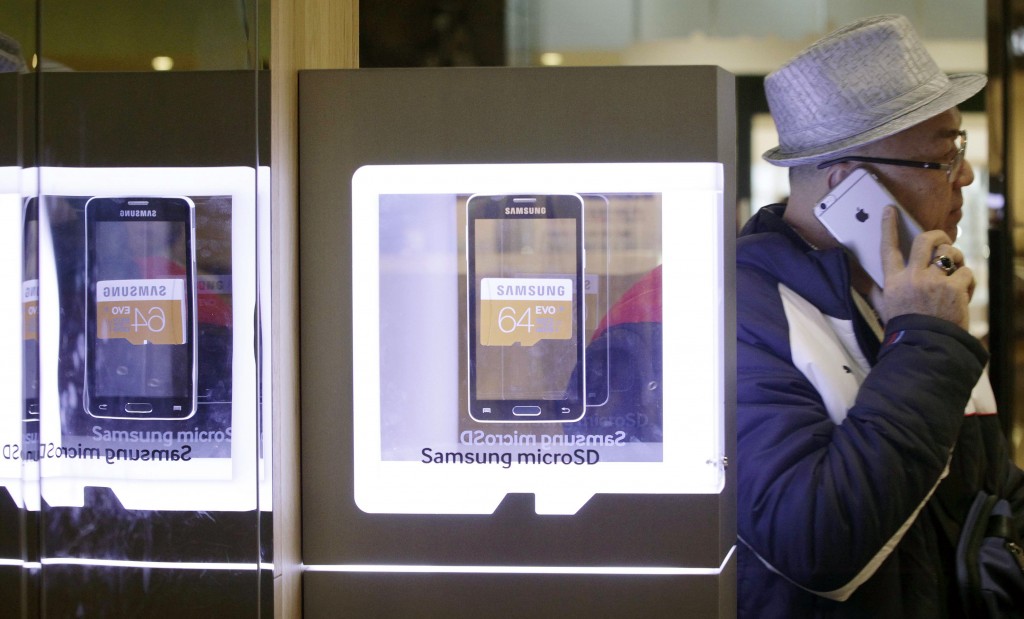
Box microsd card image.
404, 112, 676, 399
96, 278, 188, 345
479, 277, 573, 347
23, 279, 38, 341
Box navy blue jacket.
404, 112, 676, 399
736, 205, 1024, 617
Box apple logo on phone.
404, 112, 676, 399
855, 208, 869, 222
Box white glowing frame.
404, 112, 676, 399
33, 166, 271, 512
352, 163, 726, 515
0, 166, 30, 509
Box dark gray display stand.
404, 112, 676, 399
299, 66, 736, 618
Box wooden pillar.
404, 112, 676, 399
271, 2, 358, 617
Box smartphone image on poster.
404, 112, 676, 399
84, 196, 198, 420
467, 194, 586, 423
22, 198, 39, 422
814, 168, 923, 288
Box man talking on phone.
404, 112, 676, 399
736, 14, 1024, 618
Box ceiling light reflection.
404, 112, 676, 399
539, 52, 564, 66
151, 56, 174, 71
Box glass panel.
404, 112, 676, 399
1, 1, 39, 616
0, 1, 273, 616
38, 0, 261, 72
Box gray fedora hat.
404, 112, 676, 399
762, 14, 986, 167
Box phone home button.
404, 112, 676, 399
125, 403, 154, 414
512, 405, 542, 417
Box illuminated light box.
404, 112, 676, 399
32, 166, 270, 512
351, 162, 726, 515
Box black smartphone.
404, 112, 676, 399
466, 194, 585, 423
84, 196, 197, 420
22, 197, 39, 422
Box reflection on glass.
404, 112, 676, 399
86, 198, 198, 419
0, 3, 37, 614
37, 0, 265, 71
6, 0, 272, 615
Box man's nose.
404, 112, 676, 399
954, 158, 975, 188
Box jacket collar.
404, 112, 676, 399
739, 204, 883, 360
738, 204, 855, 321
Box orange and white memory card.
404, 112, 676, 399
96, 278, 188, 345
23, 279, 38, 341
479, 277, 573, 347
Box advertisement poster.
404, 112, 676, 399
0, 167, 271, 512
351, 163, 726, 515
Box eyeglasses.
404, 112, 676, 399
816, 130, 967, 183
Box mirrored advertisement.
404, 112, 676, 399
0, 166, 270, 512
352, 163, 726, 515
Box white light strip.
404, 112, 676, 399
40, 558, 273, 571
0, 558, 40, 568
305, 545, 735, 576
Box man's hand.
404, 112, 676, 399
869, 206, 973, 330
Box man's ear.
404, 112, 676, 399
825, 163, 858, 189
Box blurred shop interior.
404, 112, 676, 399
2, 0, 1024, 616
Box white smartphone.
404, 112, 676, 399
814, 168, 923, 288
